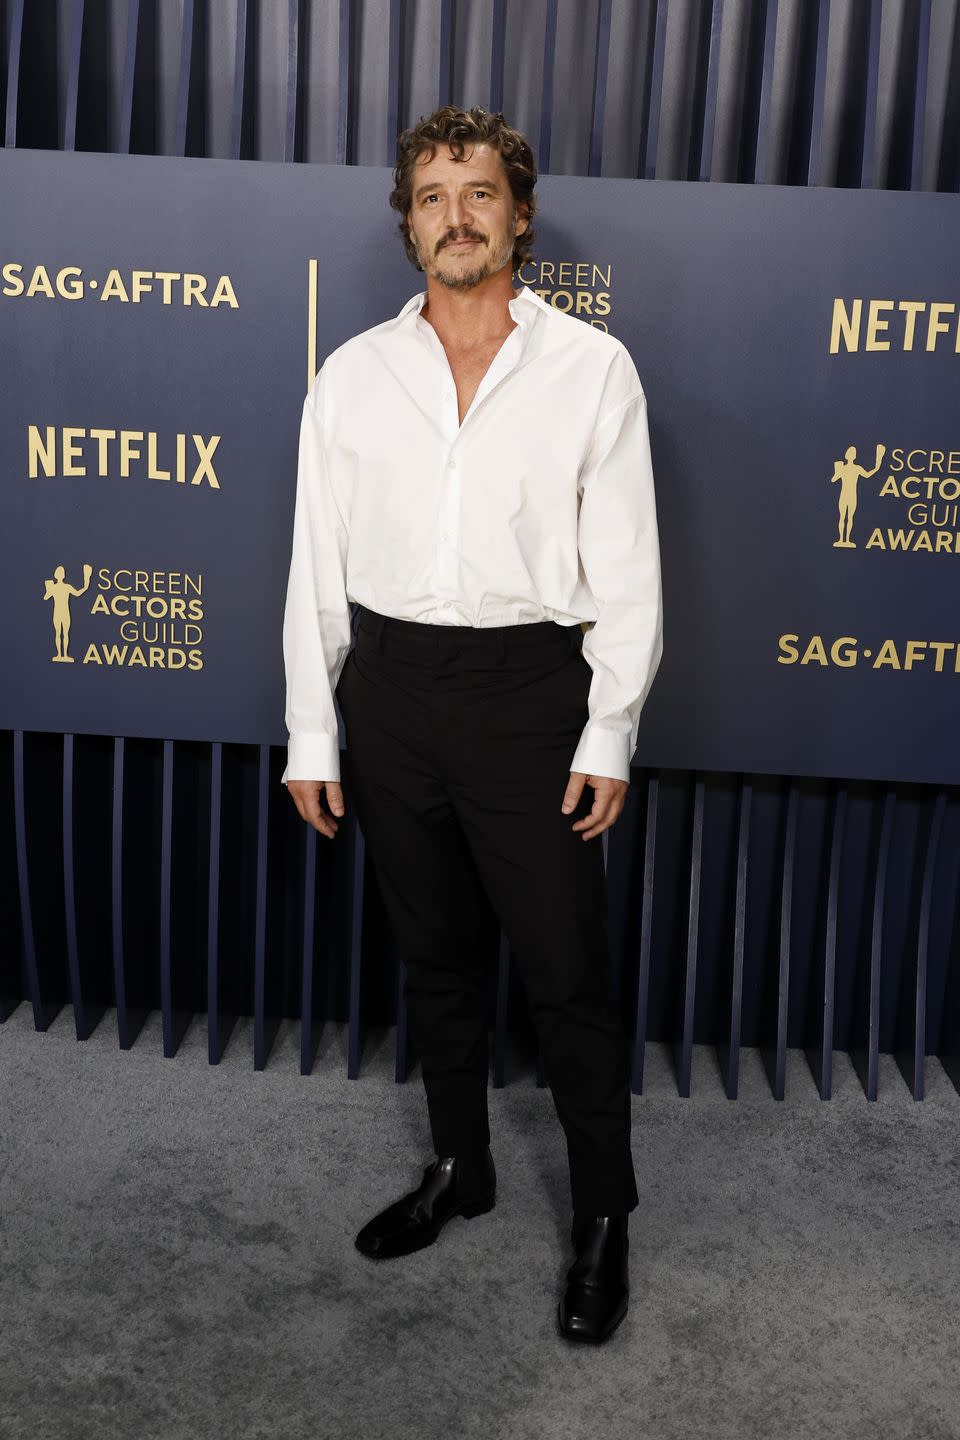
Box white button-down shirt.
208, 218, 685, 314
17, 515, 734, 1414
281, 283, 662, 786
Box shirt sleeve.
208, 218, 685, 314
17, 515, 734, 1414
568, 372, 663, 783
280, 369, 352, 786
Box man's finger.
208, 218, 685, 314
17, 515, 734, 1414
285, 780, 341, 839
570, 779, 628, 839
561, 771, 586, 813
570, 792, 608, 831
305, 785, 338, 838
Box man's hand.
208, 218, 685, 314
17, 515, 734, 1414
561, 771, 628, 841
285, 779, 345, 839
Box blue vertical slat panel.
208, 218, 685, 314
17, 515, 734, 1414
111, 737, 144, 1048
119, 0, 141, 157
252, 745, 275, 1069
386, 0, 404, 163
175, 0, 200, 159
933, 796, 960, 1095
285, 0, 306, 162
587, 0, 613, 177
62, 735, 86, 1038
231, 0, 253, 161
207, 742, 235, 1063
3, 0, 957, 1092
806, 0, 830, 185
346, 824, 366, 1078
859, 0, 882, 187
159, 740, 175, 1056
631, 773, 659, 1094
880, 798, 920, 1089
438, 0, 455, 108
337, 0, 353, 165
159, 740, 173, 1049
677, 775, 705, 1097
63, 0, 85, 151
538, 0, 558, 174
695, 0, 724, 181
298, 824, 318, 1074
323, 827, 340, 1025
489, 0, 506, 113
111, 737, 125, 1040
638, 0, 668, 180
4, 0, 26, 148
939, 16, 960, 191
807, 784, 846, 1099
897, 791, 946, 1100
765, 780, 799, 1099
752, 0, 779, 183
854, 789, 895, 1099
941, 805, 960, 1095
910, 0, 932, 190
492, 929, 510, 1088
1, 731, 22, 1018
720, 777, 751, 1099
13, 732, 48, 1028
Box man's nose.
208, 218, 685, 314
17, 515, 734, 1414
446, 194, 472, 229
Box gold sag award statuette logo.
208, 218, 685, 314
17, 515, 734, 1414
827, 443, 960, 554
44, 563, 92, 661
778, 436, 960, 672
40, 565, 204, 670
776, 299, 960, 672
830, 443, 885, 547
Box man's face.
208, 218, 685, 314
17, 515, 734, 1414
405, 142, 528, 291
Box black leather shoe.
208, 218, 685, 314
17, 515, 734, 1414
557, 1212, 629, 1343
354, 1149, 496, 1260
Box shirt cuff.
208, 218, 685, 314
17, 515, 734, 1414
569, 724, 632, 783
281, 732, 341, 785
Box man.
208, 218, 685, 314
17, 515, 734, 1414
281, 105, 662, 1344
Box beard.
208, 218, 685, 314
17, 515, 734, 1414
413, 214, 517, 290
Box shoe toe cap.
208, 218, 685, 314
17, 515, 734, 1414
558, 1285, 628, 1342
355, 1224, 385, 1257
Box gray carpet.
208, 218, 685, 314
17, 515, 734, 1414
1, 1003, 958, 1440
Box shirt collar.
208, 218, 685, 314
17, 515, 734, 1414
396, 284, 541, 332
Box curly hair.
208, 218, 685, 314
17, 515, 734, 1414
388, 105, 537, 272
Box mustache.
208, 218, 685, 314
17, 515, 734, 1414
437, 230, 487, 252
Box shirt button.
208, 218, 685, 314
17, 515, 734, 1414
448, 458, 457, 469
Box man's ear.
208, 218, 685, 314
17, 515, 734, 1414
514, 200, 531, 237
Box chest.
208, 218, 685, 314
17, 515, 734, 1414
445, 338, 515, 425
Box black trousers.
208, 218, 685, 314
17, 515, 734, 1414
335, 603, 639, 1217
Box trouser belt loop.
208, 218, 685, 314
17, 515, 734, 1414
494, 630, 506, 667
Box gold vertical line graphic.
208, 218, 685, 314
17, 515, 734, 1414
307, 257, 318, 391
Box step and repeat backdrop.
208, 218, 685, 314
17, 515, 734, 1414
1, 148, 957, 784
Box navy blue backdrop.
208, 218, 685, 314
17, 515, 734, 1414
4, 146, 959, 784
3, 0, 960, 1105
